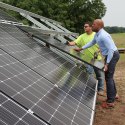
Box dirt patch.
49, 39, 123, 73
94, 56, 125, 125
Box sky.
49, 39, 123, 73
102, 0, 125, 27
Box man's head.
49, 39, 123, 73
92, 19, 104, 32
83, 21, 93, 34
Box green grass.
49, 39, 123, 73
120, 54, 125, 60
111, 33, 125, 63
111, 33, 125, 48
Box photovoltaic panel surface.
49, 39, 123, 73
0, 23, 97, 109
0, 11, 97, 125
0, 49, 95, 125
0, 93, 47, 125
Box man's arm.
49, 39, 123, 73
74, 39, 96, 52
68, 34, 84, 46
102, 35, 115, 71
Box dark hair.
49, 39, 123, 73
84, 21, 92, 27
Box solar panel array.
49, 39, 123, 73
0, 9, 97, 125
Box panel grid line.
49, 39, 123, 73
71, 73, 90, 125
0, 119, 8, 125
48, 70, 85, 124
0, 93, 47, 125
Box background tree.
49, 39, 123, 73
1, 0, 106, 33
104, 26, 125, 34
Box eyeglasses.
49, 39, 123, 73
84, 26, 89, 28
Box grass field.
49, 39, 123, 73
94, 33, 125, 125
112, 33, 125, 62
111, 33, 125, 48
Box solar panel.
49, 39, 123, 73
0, 10, 97, 125
0, 9, 17, 22
0, 49, 95, 125
18, 26, 104, 70
0, 23, 96, 109
0, 93, 47, 125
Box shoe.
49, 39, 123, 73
97, 90, 104, 96
102, 101, 115, 109
104, 95, 121, 102
115, 94, 121, 102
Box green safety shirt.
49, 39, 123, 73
74, 32, 102, 61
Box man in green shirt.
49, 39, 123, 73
68, 21, 104, 95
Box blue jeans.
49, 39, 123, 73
86, 64, 104, 91
94, 68, 104, 92
105, 51, 120, 103
85, 64, 94, 74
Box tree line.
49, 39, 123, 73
104, 26, 125, 34
1, 0, 125, 34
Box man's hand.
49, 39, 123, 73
104, 64, 108, 72
73, 48, 83, 52
67, 41, 76, 46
